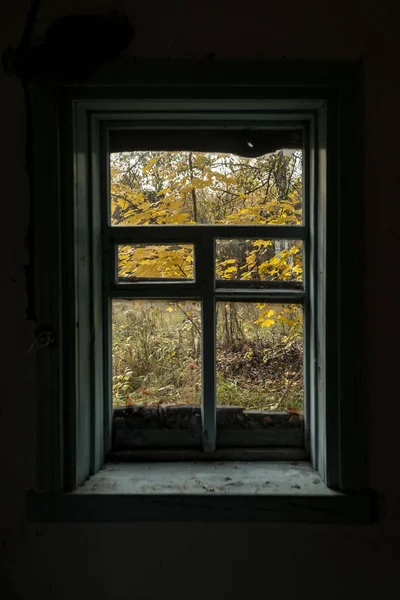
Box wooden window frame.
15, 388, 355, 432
108, 117, 306, 456
30, 63, 367, 514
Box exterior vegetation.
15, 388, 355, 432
111, 148, 304, 411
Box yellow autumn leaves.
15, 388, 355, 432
112, 149, 303, 331
118, 244, 194, 279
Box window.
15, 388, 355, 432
30, 64, 368, 519
109, 129, 306, 456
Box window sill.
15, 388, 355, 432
26, 461, 376, 523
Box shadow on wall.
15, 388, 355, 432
3, 7, 135, 82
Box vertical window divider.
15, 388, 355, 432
101, 125, 113, 457
198, 234, 217, 452
302, 123, 312, 459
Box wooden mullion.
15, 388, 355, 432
198, 237, 216, 452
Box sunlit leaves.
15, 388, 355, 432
118, 244, 194, 280
111, 149, 302, 227
254, 308, 275, 328
215, 239, 302, 283
112, 149, 303, 333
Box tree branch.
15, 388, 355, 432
188, 152, 198, 222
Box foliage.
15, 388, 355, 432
113, 300, 201, 406
111, 148, 304, 411
113, 300, 303, 410
118, 244, 194, 279
112, 149, 303, 296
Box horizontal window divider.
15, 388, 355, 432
215, 280, 303, 290
107, 115, 310, 126
111, 285, 305, 301
110, 287, 203, 300
111, 430, 303, 450
214, 289, 305, 302
116, 278, 195, 284
108, 225, 307, 243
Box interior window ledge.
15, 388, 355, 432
26, 462, 377, 523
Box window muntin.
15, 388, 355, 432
108, 127, 307, 453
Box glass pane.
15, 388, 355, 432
216, 302, 303, 413
112, 300, 201, 407
110, 148, 302, 226
215, 239, 303, 284
117, 243, 194, 281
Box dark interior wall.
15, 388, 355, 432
0, 1, 399, 598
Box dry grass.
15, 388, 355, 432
112, 300, 303, 411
